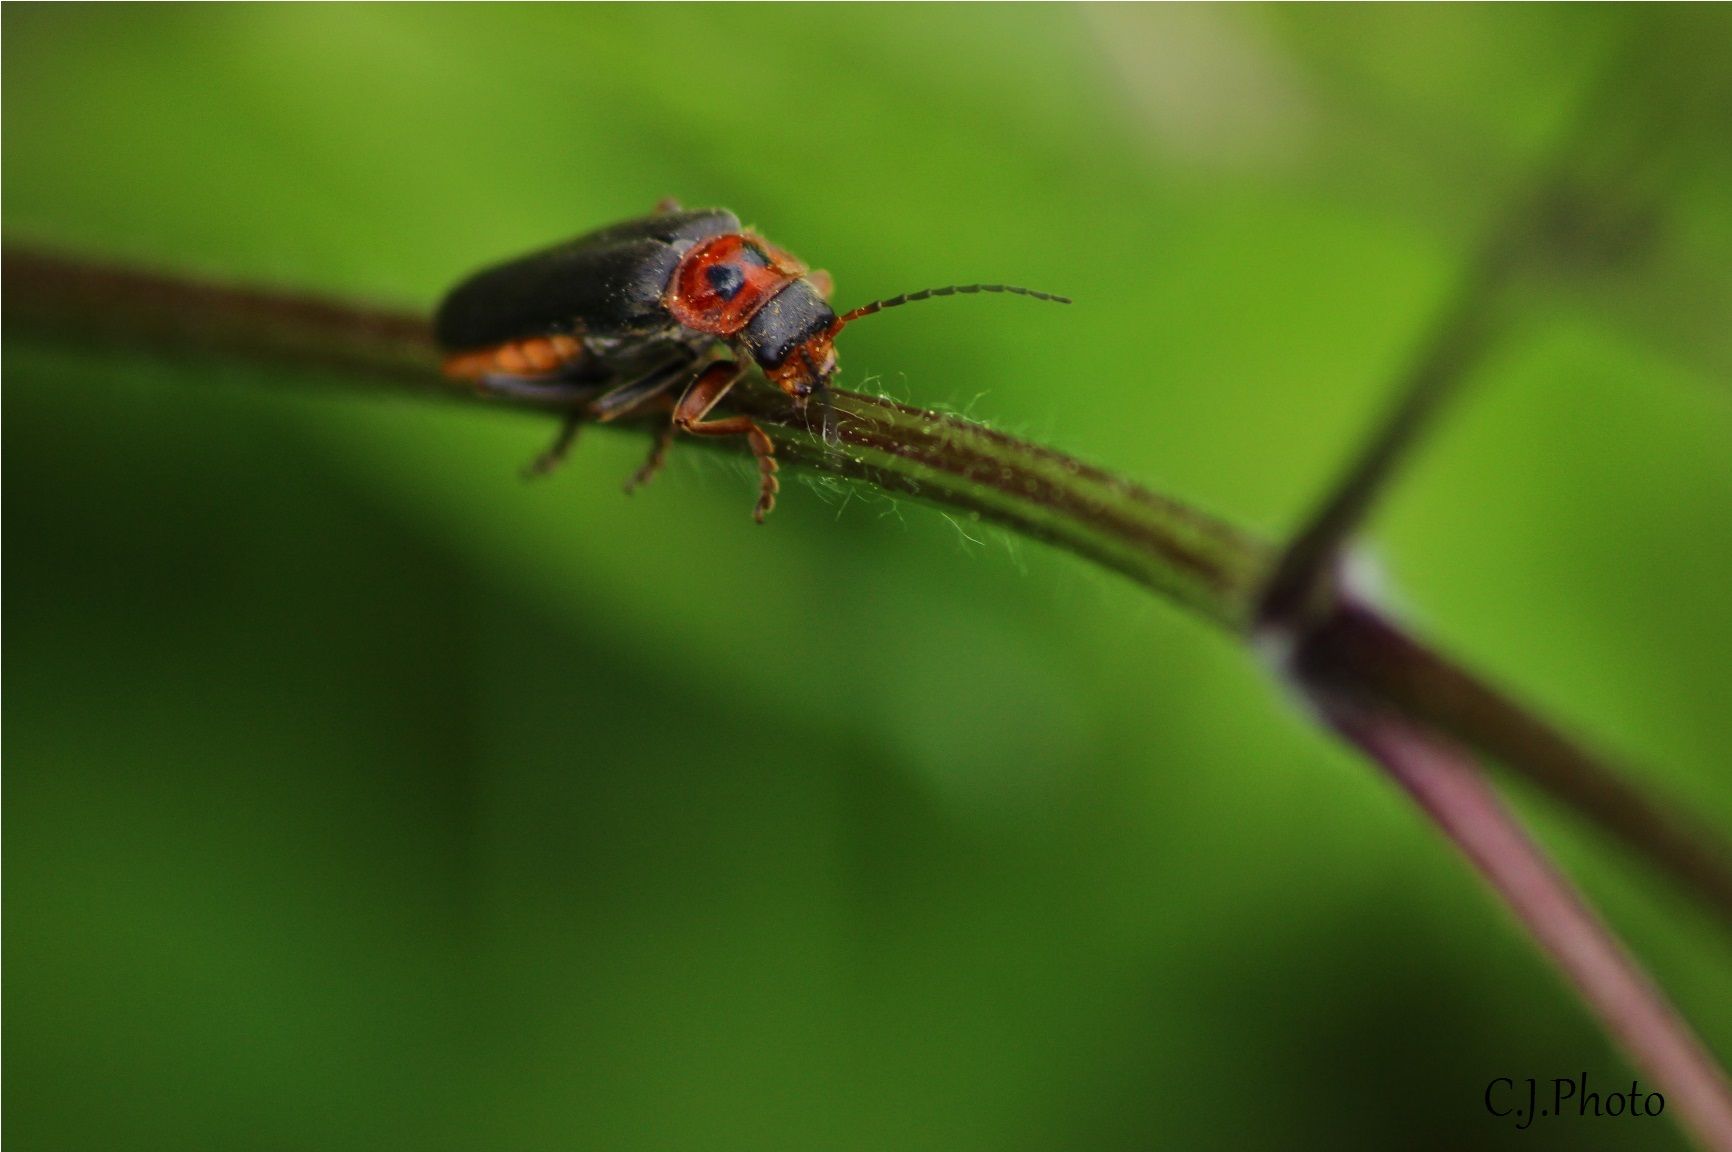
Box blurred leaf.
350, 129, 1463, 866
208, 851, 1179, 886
5, 8, 1728, 1151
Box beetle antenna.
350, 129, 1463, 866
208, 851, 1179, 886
833, 283, 1071, 331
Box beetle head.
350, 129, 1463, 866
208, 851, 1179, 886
738, 280, 840, 392
737, 266, 1071, 447
793, 282, 1074, 439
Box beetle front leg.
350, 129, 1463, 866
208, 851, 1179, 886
672, 361, 780, 523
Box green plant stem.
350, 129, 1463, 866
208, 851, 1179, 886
9, 244, 1730, 1147
7, 244, 1727, 920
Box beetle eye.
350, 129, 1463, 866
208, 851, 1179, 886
705, 262, 745, 301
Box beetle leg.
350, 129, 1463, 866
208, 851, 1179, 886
809, 269, 835, 301
672, 361, 780, 523
519, 354, 693, 479
523, 412, 583, 480
654, 196, 683, 214
589, 355, 697, 423
623, 396, 678, 495
529, 355, 688, 491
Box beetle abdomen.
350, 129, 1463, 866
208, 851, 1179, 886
441, 334, 585, 381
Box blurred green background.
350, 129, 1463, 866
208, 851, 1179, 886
5, 6, 1730, 1149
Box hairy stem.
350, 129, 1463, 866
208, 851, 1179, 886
8, 242, 1730, 1145
7, 243, 1726, 917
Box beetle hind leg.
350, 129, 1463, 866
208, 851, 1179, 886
583, 356, 695, 495
523, 412, 583, 479
623, 399, 678, 495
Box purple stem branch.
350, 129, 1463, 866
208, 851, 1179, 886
7, 244, 1730, 1146
1322, 696, 1732, 1151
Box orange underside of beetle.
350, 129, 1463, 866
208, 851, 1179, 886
441, 333, 584, 380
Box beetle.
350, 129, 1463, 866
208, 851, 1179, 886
436, 202, 1067, 521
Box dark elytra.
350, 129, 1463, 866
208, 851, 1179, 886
434, 209, 740, 351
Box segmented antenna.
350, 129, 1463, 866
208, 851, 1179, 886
834, 283, 1071, 329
